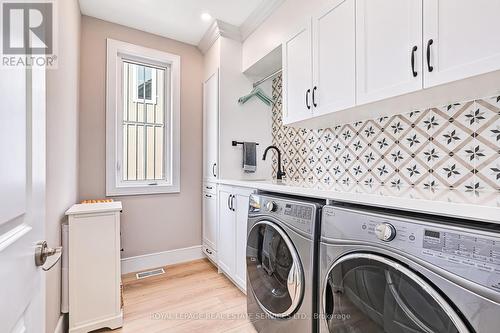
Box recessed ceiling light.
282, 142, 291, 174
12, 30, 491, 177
201, 12, 212, 21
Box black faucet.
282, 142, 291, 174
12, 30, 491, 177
262, 145, 286, 181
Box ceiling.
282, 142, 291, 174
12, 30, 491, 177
78, 0, 265, 45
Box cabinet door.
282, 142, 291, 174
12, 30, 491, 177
282, 19, 313, 124
202, 192, 217, 250
424, 0, 500, 88
234, 193, 250, 292
203, 71, 219, 180
312, 0, 356, 116
217, 189, 235, 275
356, 0, 423, 104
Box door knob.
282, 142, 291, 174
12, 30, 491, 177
35, 240, 62, 271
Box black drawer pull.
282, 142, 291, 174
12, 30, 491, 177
305, 89, 311, 110
411, 45, 418, 77
426, 39, 434, 72
312, 86, 317, 107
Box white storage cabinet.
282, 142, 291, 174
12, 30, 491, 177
217, 185, 255, 292
65, 202, 123, 333
203, 72, 219, 180
283, 0, 356, 124
282, 0, 500, 126
202, 181, 217, 263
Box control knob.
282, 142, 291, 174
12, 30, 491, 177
265, 201, 278, 212
375, 223, 396, 242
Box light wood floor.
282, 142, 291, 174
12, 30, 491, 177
94, 259, 257, 333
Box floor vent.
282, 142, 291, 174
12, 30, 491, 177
136, 268, 165, 279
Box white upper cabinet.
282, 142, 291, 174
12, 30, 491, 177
423, 0, 500, 88
282, 20, 313, 124
279, 0, 500, 127
203, 71, 219, 180
312, 0, 356, 116
356, 0, 423, 105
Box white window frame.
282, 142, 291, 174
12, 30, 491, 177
106, 38, 180, 196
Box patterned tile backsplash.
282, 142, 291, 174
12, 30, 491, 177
271, 74, 500, 192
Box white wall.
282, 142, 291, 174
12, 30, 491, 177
242, 0, 330, 71
218, 37, 273, 180
45, 0, 81, 332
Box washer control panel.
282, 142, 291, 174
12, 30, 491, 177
322, 206, 500, 293
250, 195, 317, 236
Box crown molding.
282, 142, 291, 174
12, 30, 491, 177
197, 20, 242, 54
240, 0, 285, 41
197, 0, 284, 54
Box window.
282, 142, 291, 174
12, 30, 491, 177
132, 64, 156, 104
106, 39, 180, 195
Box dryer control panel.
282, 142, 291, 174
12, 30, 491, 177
422, 229, 500, 275
322, 205, 500, 293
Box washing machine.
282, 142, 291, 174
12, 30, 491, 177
246, 193, 323, 333
318, 203, 500, 333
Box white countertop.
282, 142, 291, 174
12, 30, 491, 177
66, 202, 123, 215
216, 179, 500, 224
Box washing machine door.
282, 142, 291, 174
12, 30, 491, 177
247, 220, 304, 318
322, 253, 469, 333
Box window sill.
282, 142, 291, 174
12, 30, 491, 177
106, 184, 180, 197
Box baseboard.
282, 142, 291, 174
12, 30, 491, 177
54, 314, 67, 333
121, 245, 203, 274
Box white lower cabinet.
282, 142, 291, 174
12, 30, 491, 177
202, 181, 217, 263
65, 202, 123, 333
217, 188, 235, 274
217, 185, 254, 292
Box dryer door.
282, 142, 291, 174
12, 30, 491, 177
322, 253, 469, 333
247, 220, 304, 318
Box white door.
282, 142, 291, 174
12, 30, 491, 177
0, 65, 46, 332
202, 192, 217, 250
356, 0, 423, 104
312, 0, 356, 116
282, 19, 313, 124
203, 71, 219, 180
423, 0, 500, 88
217, 188, 235, 275
233, 193, 250, 292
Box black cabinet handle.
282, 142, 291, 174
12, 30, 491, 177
305, 89, 311, 110
212, 163, 217, 177
426, 39, 434, 72
205, 248, 213, 255
227, 194, 232, 211
230, 195, 235, 211
312, 87, 317, 107
205, 194, 212, 198
411, 46, 418, 77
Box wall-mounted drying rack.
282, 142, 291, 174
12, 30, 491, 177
252, 68, 282, 88
237, 69, 282, 107
232, 141, 259, 147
